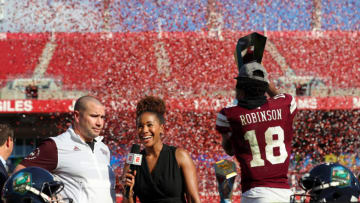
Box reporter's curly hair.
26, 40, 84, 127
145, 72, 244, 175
136, 96, 166, 124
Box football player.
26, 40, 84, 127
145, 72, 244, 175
216, 41, 297, 203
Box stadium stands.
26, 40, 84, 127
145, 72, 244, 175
2, 1, 360, 33
268, 31, 360, 88
109, 0, 207, 32
221, 1, 313, 31
321, 0, 360, 30
2, 31, 359, 93
0, 33, 49, 86
46, 33, 158, 90
1, 1, 104, 32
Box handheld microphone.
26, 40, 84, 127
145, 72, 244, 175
125, 144, 142, 198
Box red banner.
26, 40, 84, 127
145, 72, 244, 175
0, 99, 75, 113
0, 97, 359, 114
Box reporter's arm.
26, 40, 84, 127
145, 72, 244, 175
176, 148, 201, 203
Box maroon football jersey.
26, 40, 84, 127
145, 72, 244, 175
216, 93, 297, 193
20, 139, 58, 171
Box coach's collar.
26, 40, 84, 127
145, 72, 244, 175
68, 126, 104, 144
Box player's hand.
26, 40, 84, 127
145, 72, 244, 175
221, 133, 234, 156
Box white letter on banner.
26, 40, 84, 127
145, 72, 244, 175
68, 100, 76, 111
353, 97, 360, 108
24, 100, 33, 112
7, 101, 14, 111
297, 98, 317, 109
15, 100, 23, 111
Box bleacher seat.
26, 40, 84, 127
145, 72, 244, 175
0, 33, 49, 87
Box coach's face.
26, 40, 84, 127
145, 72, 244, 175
75, 101, 105, 142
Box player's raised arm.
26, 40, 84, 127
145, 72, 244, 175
267, 81, 280, 97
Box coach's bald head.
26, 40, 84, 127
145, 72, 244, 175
74, 95, 103, 113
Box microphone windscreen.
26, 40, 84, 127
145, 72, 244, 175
130, 144, 140, 154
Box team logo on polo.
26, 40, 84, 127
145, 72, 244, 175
100, 148, 108, 155
12, 172, 32, 194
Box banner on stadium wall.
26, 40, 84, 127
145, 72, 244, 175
0, 96, 359, 113
0, 99, 75, 113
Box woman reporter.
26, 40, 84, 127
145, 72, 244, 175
122, 96, 201, 203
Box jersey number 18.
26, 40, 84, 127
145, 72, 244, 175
244, 126, 288, 167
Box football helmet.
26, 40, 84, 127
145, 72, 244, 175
291, 163, 360, 202
2, 167, 71, 203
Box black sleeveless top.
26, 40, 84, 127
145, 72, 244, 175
133, 144, 186, 203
